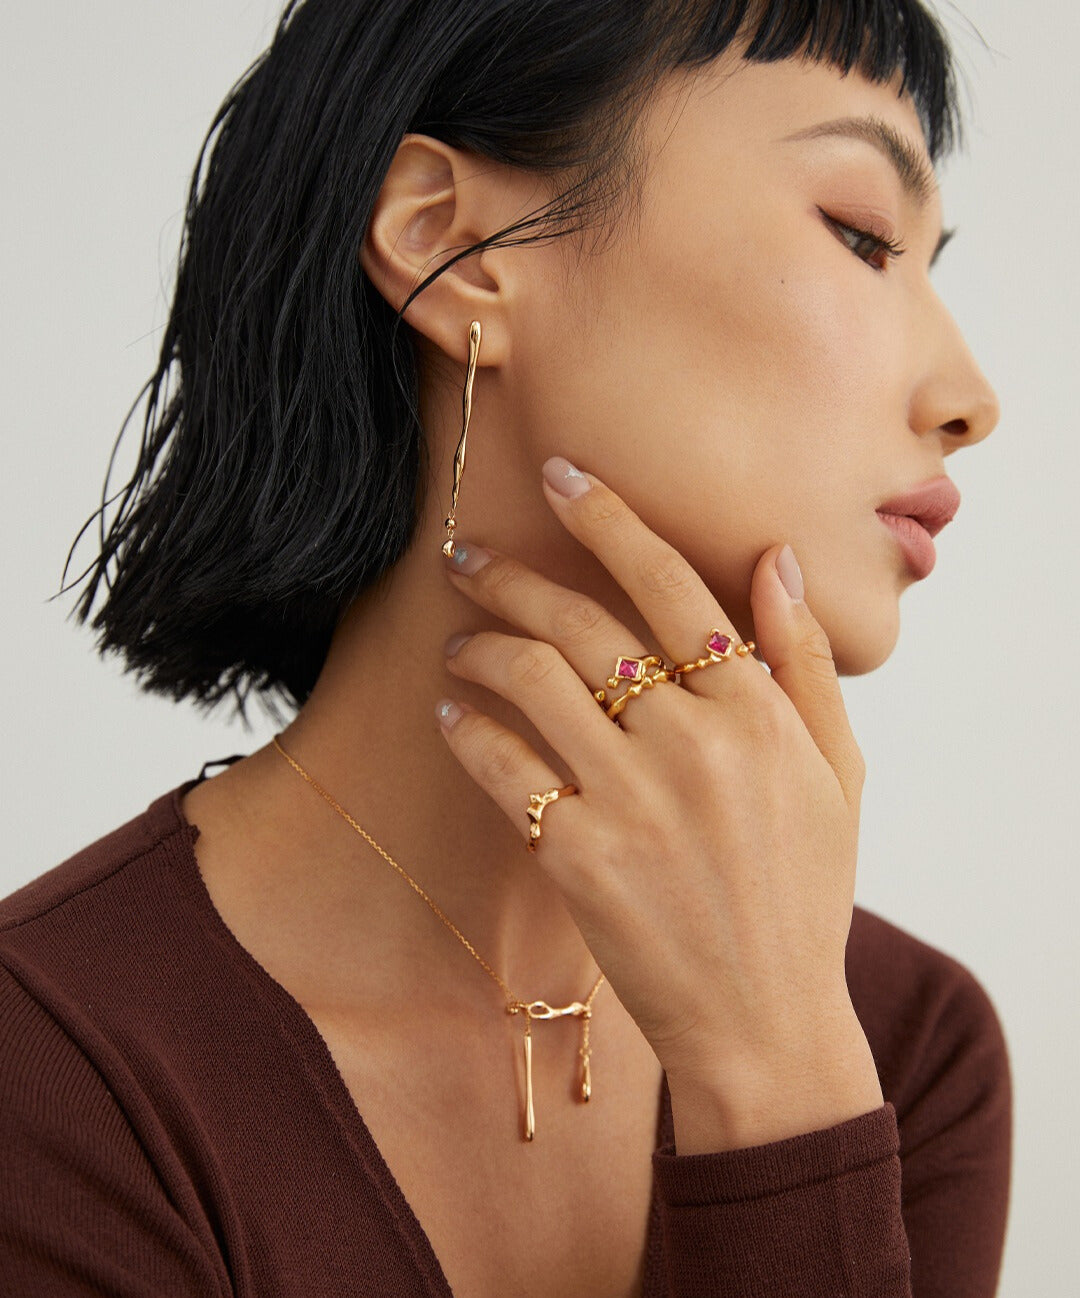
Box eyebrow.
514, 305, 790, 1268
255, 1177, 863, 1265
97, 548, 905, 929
780, 114, 956, 267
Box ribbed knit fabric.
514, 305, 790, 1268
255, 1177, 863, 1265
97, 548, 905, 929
0, 758, 1012, 1296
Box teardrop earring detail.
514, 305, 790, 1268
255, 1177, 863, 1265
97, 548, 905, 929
441, 320, 482, 559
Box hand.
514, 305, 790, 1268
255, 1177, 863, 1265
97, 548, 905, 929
438, 456, 878, 1139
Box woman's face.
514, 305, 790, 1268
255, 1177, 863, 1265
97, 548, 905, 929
502, 51, 1000, 676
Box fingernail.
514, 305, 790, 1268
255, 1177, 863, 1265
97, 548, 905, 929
775, 544, 804, 601
445, 542, 494, 575
435, 697, 464, 729
542, 456, 592, 498
443, 632, 472, 657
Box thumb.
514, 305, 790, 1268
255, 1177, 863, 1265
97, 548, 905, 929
750, 544, 866, 809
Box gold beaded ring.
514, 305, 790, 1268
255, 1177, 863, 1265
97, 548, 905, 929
592, 653, 668, 705
592, 654, 678, 723
671, 628, 756, 677
593, 632, 758, 724
601, 667, 679, 721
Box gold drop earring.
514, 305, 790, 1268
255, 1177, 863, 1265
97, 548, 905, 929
430, 315, 609, 1138
441, 320, 482, 558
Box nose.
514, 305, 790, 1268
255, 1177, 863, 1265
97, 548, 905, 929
909, 292, 1000, 452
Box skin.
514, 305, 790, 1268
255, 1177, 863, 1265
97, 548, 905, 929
180, 44, 999, 1286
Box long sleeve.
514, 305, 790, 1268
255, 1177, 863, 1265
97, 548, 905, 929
651, 1102, 909, 1296
0, 962, 227, 1297
0, 780, 1012, 1297
867, 932, 1013, 1297
649, 914, 1012, 1298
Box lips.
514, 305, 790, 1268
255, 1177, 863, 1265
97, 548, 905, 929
877, 512, 937, 578
875, 476, 961, 538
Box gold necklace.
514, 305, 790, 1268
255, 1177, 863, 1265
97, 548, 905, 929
271, 734, 605, 1141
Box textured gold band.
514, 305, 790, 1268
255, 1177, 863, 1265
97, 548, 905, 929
672, 627, 756, 676
588, 633, 757, 724
525, 782, 578, 853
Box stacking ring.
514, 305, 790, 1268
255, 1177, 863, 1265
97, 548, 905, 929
592, 654, 678, 722
671, 629, 756, 677
593, 632, 757, 724
525, 783, 578, 852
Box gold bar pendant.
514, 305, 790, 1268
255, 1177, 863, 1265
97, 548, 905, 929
509, 998, 596, 1140
523, 1020, 535, 1141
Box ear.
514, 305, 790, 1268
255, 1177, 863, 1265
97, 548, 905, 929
360, 133, 514, 368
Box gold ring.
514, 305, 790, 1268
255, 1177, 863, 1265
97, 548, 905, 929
672, 629, 756, 677
601, 668, 678, 720
592, 653, 675, 717
525, 783, 578, 852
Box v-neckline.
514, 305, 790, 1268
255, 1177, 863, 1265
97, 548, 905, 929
164, 764, 675, 1298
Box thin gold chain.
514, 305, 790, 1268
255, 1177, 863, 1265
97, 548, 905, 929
269, 734, 606, 1015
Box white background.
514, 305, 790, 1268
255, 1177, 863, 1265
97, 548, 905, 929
1, 3, 1076, 1292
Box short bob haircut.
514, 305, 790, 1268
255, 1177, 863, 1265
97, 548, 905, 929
60, 0, 965, 729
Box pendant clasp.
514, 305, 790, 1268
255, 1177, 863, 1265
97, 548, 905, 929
509, 999, 591, 1020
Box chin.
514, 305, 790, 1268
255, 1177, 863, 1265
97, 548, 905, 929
762, 569, 903, 678
725, 561, 903, 679
829, 600, 902, 677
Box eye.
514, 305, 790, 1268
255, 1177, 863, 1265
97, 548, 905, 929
819, 210, 907, 272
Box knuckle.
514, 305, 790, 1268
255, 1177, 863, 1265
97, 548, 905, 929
799, 623, 838, 673
480, 556, 523, 599
506, 640, 561, 689
679, 721, 743, 786
687, 721, 733, 768
635, 551, 696, 603
477, 727, 525, 785
551, 595, 607, 645
580, 490, 625, 531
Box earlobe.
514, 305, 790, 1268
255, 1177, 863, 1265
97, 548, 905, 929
358, 133, 507, 365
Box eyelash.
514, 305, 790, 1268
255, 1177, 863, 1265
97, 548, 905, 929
821, 211, 907, 271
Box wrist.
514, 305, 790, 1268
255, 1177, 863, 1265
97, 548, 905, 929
664, 1010, 884, 1155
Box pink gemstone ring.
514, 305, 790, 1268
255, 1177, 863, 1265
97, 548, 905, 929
592, 654, 670, 709
672, 628, 756, 679
606, 653, 667, 690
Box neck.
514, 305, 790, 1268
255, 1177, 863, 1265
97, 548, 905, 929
211, 498, 615, 1013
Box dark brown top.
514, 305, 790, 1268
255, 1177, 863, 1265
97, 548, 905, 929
0, 757, 1012, 1296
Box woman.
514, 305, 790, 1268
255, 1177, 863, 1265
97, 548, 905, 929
0, 1, 1012, 1295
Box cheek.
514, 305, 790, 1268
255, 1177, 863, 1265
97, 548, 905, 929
633, 211, 891, 492
675, 211, 904, 521
682, 220, 892, 429
512, 202, 893, 544
507, 215, 905, 670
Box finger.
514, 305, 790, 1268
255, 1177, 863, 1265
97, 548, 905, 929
435, 697, 587, 857
443, 543, 692, 734
749, 543, 866, 810
444, 629, 625, 779
540, 457, 763, 700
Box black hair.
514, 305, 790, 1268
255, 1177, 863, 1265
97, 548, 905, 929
57, 0, 968, 730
